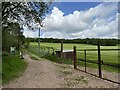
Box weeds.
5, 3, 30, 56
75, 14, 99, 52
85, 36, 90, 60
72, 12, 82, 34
75, 76, 88, 84
30, 56, 39, 60
61, 70, 72, 75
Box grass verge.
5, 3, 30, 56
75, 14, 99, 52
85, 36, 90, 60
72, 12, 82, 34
2, 55, 27, 84
42, 55, 73, 65
30, 55, 39, 60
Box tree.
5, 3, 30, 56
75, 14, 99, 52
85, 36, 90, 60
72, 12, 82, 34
2, 22, 21, 51
2, 2, 52, 52
2, 2, 51, 27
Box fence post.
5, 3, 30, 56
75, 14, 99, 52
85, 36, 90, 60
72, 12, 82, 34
84, 50, 87, 72
73, 46, 77, 69
98, 44, 102, 78
61, 41, 63, 58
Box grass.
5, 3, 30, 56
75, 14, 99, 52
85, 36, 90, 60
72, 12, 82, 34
30, 42, 98, 50
2, 55, 27, 84
77, 50, 118, 64
27, 45, 46, 58
30, 42, 118, 50
61, 70, 72, 75
30, 42, 118, 64
30, 55, 39, 60
42, 54, 73, 65
28, 42, 119, 72
77, 60, 119, 72
74, 76, 88, 84
27, 51, 40, 61
64, 75, 88, 88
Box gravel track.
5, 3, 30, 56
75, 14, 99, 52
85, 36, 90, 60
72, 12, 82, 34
3, 54, 119, 88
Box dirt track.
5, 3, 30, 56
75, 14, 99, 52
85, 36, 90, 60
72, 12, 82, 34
3, 54, 119, 88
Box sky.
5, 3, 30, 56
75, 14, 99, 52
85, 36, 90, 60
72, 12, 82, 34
23, 2, 118, 39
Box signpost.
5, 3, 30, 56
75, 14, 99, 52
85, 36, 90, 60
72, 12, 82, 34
10, 46, 15, 55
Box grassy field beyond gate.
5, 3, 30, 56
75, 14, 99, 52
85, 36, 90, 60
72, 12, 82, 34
29, 42, 119, 72
30, 42, 118, 64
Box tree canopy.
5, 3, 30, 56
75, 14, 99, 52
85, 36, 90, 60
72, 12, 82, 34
2, 2, 51, 52
28, 38, 120, 46
2, 2, 51, 28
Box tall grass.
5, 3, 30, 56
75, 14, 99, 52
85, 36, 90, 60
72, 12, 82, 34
2, 55, 27, 84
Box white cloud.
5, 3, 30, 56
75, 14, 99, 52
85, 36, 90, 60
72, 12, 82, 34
23, 26, 39, 38
24, 2, 118, 39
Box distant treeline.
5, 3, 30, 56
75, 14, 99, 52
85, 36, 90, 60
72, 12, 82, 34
28, 38, 120, 46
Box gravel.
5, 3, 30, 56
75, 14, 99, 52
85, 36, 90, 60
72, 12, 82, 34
3, 54, 119, 88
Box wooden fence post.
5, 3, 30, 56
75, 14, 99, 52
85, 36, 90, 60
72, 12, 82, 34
60, 41, 63, 63
61, 41, 63, 58
98, 44, 102, 78
84, 50, 87, 72
73, 46, 77, 69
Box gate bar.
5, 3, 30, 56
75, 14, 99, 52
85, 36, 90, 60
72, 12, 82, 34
84, 50, 87, 72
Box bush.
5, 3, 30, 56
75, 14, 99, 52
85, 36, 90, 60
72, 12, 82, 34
2, 52, 9, 56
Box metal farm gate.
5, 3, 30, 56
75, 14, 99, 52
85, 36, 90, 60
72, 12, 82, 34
72, 45, 120, 84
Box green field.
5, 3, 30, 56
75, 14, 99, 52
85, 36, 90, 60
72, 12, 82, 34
29, 42, 119, 72
31, 42, 118, 50
30, 42, 118, 64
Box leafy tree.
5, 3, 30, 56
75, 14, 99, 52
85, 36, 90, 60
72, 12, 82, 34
2, 2, 51, 52
2, 22, 21, 51
2, 2, 51, 27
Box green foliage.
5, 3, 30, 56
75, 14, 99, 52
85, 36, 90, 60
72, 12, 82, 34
2, 55, 27, 84
28, 38, 120, 46
37, 54, 73, 65
2, 22, 26, 52
2, 52, 9, 56
28, 43, 73, 64
2, 23, 18, 51
2, 2, 51, 54
23, 38, 30, 49
29, 55, 39, 61
27, 45, 45, 58
42, 55, 61, 63
2, 2, 51, 28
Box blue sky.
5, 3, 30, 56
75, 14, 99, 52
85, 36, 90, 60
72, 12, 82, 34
23, 2, 118, 39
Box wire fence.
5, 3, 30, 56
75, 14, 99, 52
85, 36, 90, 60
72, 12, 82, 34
28, 44, 55, 58
40, 46, 54, 55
